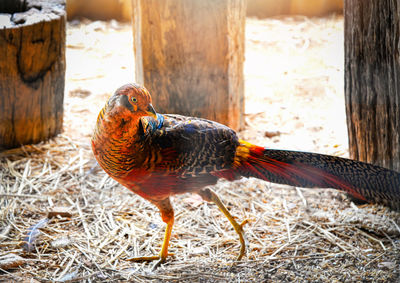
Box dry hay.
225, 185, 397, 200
1, 15, 400, 282
1, 137, 400, 282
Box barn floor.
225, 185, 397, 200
1, 15, 400, 282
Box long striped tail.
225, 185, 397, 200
234, 140, 400, 210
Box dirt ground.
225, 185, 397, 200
1, 15, 400, 282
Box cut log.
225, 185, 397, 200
0, 0, 66, 150
132, 0, 245, 131
344, 1, 400, 171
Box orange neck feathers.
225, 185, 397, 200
91, 83, 158, 178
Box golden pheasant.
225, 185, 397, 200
91, 83, 400, 266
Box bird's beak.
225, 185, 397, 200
146, 104, 157, 118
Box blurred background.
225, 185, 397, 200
67, 0, 343, 21
63, 0, 346, 156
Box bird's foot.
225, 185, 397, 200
151, 257, 166, 270
235, 219, 250, 261
125, 253, 174, 264
198, 188, 251, 261
240, 219, 250, 228
126, 255, 160, 262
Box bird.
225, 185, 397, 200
91, 83, 400, 266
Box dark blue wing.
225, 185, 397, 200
144, 114, 239, 176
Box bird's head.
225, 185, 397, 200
105, 83, 157, 120
94, 83, 158, 141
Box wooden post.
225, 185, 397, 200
132, 0, 245, 131
344, 1, 400, 171
0, 0, 66, 150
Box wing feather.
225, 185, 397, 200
144, 114, 239, 176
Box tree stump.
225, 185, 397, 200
344, 1, 400, 171
132, 0, 245, 131
0, 0, 66, 150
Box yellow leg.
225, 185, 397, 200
126, 198, 174, 267
198, 188, 248, 260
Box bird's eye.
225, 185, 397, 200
131, 97, 137, 103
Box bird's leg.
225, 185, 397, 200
198, 188, 248, 261
126, 198, 174, 267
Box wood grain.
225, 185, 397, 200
132, 0, 245, 131
344, 0, 400, 171
0, 0, 66, 150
